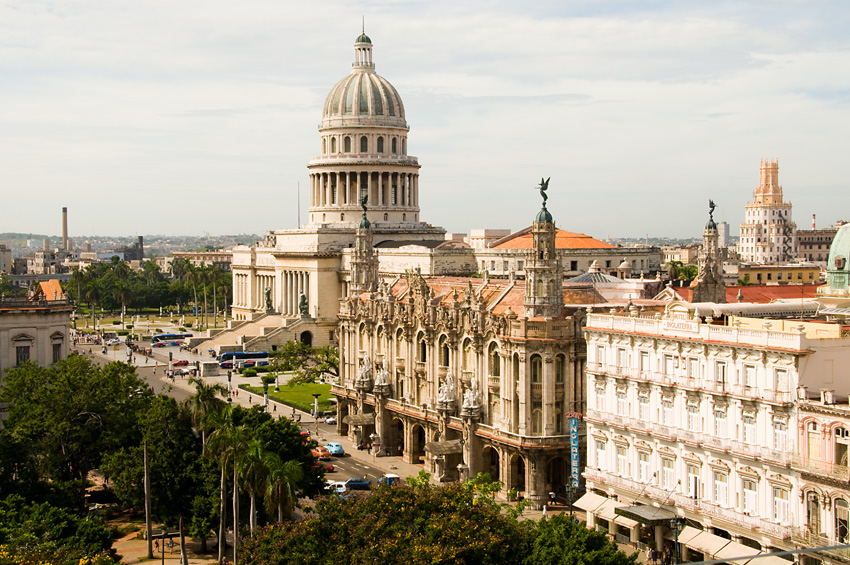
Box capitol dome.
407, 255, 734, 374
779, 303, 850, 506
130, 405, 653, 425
321, 34, 407, 129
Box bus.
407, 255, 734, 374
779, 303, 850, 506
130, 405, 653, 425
217, 351, 270, 369
151, 332, 193, 344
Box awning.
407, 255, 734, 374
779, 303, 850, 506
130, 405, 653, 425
714, 542, 763, 565
574, 492, 608, 513
596, 499, 624, 521
342, 413, 375, 425
745, 555, 793, 565
424, 439, 463, 455
615, 504, 676, 526
676, 526, 702, 547
688, 532, 733, 557
613, 514, 639, 529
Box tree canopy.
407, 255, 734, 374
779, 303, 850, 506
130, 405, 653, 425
270, 341, 339, 385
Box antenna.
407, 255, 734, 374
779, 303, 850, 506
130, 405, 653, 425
362, 16, 365, 34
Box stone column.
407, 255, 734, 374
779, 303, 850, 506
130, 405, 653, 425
543, 356, 554, 436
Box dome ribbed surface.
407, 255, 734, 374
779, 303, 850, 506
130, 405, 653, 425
322, 72, 406, 128
535, 206, 553, 224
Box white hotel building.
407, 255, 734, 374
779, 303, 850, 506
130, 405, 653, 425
580, 301, 850, 563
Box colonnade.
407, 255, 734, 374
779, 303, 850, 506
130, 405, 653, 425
310, 170, 419, 210
280, 270, 309, 316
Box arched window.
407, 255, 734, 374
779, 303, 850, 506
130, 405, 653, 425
462, 338, 474, 372
488, 342, 500, 377
340, 213, 345, 221
836, 427, 850, 466
322, 139, 326, 154
383, 213, 388, 221
391, 138, 397, 154
417, 332, 427, 362
531, 355, 543, 383
377, 137, 384, 153
396, 329, 404, 358
360, 136, 368, 153
837, 499, 850, 543
402, 213, 406, 221
438, 335, 449, 367
531, 404, 543, 435
376, 326, 385, 354
555, 354, 565, 383
358, 323, 366, 352
331, 138, 337, 153
344, 136, 351, 152
402, 139, 406, 154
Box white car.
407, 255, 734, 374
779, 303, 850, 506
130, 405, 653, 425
323, 415, 337, 425
105, 338, 120, 346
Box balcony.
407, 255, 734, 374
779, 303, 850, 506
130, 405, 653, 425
792, 455, 850, 481
395, 357, 405, 368
531, 383, 543, 397
791, 529, 850, 559
702, 434, 732, 452
414, 361, 426, 376
487, 376, 501, 390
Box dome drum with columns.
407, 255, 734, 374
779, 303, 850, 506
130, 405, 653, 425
309, 33, 423, 228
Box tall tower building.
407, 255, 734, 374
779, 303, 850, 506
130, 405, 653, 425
524, 181, 563, 318
691, 201, 725, 303
308, 32, 422, 228
738, 159, 797, 263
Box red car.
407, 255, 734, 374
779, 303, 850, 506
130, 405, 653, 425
172, 359, 190, 366
311, 446, 332, 460
311, 462, 335, 473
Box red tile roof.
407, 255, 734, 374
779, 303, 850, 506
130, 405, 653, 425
491, 227, 615, 250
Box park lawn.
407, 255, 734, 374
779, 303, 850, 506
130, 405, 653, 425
241, 382, 334, 413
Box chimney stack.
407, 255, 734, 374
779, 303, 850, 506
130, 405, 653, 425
813, 214, 816, 230
62, 207, 69, 252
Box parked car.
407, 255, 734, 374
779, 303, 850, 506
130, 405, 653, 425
323, 415, 337, 425
105, 338, 120, 346
325, 442, 345, 457
345, 477, 370, 490
172, 359, 190, 366
311, 446, 332, 460
312, 462, 335, 473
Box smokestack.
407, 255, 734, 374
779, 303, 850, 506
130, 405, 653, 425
62, 207, 69, 252
813, 214, 816, 230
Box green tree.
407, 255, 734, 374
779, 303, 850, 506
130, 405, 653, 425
263, 453, 303, 523
0, 494, 118, 564
524, 514, 639, 565
186, 376, 228, 448
272, 341, 340, 386
240, 480, 529, 565
0, 357, 149, 506
239, 438, 268, 535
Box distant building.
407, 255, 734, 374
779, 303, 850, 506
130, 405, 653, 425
0, 245, 11, 275
170, 250, 232, 272
717, 221, 729, 248
797, 223, 843, 263
739, 159, 798, 263
737, 263, 821, 285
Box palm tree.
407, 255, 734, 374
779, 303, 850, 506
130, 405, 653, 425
239, 438, 269, 535
263, 453, 303, 523
187, 377, 227, 448
205, 405, 246, 565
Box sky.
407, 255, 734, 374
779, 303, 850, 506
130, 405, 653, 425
2, 0, 850, 240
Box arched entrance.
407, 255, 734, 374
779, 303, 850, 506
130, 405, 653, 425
411, 424, 426, 464
300, 331, 313, 346
547, 456, 569, 498
510, 454, 526, 494
483, 445, 500, 481
390, 418, 405, 458
338, 403, 350, 436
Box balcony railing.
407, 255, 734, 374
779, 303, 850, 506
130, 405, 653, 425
791, 528, 850, 559
487, 376, 501, 389
792, 455, 850, 480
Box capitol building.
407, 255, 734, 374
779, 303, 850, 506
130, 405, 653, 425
202, 31, 660, 356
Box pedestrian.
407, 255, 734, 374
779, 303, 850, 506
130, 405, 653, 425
273, 405, 277, 413
249, 396, 252, 404
542, 505, 547, 518
366, 442, 371, 454
154, 539, 159, 553
168, 538, 174, 553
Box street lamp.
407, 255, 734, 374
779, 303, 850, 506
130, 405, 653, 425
669, 518, 683, 565
227, 370, 232, 395
312, 393, 321, 437
565, 481, 576, 518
